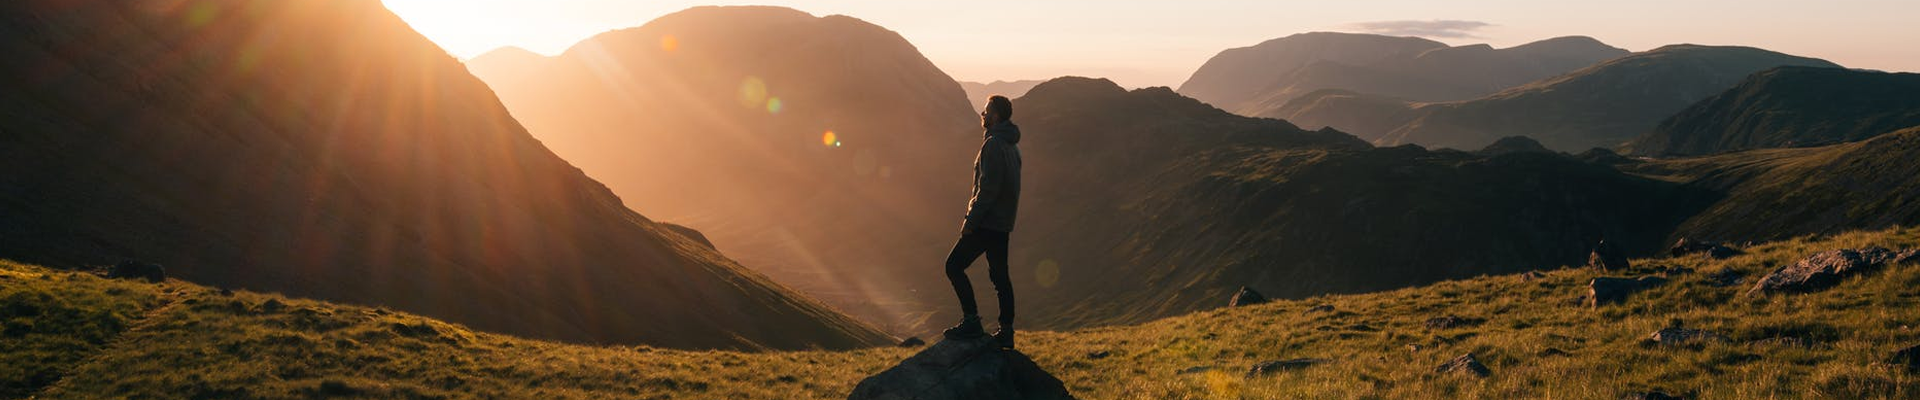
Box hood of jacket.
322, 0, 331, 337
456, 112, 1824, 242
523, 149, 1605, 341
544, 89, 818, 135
985, 120, 1021, 145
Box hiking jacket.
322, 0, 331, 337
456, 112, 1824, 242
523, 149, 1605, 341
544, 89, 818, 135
965, 120, 1023, 233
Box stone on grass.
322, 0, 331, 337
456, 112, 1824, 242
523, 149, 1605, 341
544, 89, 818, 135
848, 336, 1075, 400
1587, 239, 1630, 270
1748, 247, 1900, 295
1228, 286, 1268, 307
1435, 353, 1490, 377
1587, 276, 1667, 307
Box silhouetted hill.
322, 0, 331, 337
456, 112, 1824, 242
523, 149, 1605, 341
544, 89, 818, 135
1371, 45, 1839, 151
1476, 136, 1557, 156
1622, 67, 1920, 156
466, 6, 978, 335
0, 0, 888, 350
1178, 32, 1626, 116
1009, 77, 1708, 329
960, 80, 1045, 111
1629, 126, 1920, 242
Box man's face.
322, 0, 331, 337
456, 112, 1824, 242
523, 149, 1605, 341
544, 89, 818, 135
980, 107, 999, 128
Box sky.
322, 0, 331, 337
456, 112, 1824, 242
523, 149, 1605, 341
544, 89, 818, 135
383, 0, 1920, 89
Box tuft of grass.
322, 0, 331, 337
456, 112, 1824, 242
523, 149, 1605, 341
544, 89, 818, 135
6, 227, 1920, 398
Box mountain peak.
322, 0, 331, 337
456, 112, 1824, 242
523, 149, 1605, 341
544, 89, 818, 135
1024, 76, 1129, 101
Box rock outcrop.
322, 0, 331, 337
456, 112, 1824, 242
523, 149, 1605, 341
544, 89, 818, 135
1229, 286, 1269, 307
107, 261, 165, 283
1587, 239, 1631, 270
848, 337, 1075, 400
1748, 247, 1906, 295
1435, 353, 1491, 377
1646, 327, 1725, 347
1588, 277, 1668, 307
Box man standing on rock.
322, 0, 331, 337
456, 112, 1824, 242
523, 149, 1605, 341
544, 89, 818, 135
943, 95, 1022, 349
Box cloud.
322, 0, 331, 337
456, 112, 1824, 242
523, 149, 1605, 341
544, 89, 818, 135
1344, 20, 1493, 39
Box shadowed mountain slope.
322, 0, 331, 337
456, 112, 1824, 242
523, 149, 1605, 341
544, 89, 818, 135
1178, 32, 1627, 116
0, 0, 888, 350
465, 6, 979, 335
1370, 45, 1840, 151
1628, 126, 1920, 243
1622, 66, 1920, 156
1008, 77, 1710, 329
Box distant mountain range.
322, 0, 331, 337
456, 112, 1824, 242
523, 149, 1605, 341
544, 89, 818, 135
466, 6, 979, 335
1178, 32, 1628, 117
0, 0, 888, 350
1281, 45, 1840, 152
1622, 66, 1920, 156
959, 80, 1045, 111
1006, 77, 1709, 328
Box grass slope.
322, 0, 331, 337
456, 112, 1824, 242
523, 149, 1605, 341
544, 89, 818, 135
9, 228, 1920, 399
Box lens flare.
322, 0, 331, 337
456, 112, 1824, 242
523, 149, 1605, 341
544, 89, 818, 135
766, 97, 783, 114
822, 130, 839, 147
1036, 259, 1060, 288
659, 34, 679, 52
738, 77, 767, 109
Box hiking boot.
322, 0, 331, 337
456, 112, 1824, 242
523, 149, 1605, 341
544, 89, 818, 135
942, 315, 985, 340
992, 325, 1015, 349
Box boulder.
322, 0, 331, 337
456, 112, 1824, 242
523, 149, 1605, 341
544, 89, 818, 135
1228, 286, 1268, 307
1645, 327, 1725, 347
1890, 344, 1920, 372
1245, 358, 1328, 377
107, 260, 165, 283
1587, 276, 1667, 307
1085, 351, 1110, 360
1435, 353, 1490, 377
899, 337, 926, 348
1748, 247, 1900, 295
1587, 239, 1630, 270
847, 337, 1075, 400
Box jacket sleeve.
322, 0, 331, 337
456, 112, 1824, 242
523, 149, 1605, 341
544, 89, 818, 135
964, 139, 1007, 227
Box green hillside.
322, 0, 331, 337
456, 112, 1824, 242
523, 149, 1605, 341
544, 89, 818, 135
11, 227, 1918, 399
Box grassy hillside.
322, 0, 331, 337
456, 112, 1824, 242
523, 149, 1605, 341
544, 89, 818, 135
1628, 127, 1920, 243
12, 229, 1917, 399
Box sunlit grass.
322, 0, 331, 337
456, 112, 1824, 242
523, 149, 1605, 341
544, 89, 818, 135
6, 228, 1920, 399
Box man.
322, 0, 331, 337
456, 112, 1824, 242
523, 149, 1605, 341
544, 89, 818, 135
943, 95, 1022, 349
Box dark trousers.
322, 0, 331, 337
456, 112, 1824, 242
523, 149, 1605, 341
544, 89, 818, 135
945, 228, 1013, 326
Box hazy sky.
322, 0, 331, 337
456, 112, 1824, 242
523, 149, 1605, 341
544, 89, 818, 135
384, 0, 1919, 88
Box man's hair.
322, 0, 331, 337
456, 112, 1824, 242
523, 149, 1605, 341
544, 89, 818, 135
987, 95, 1013, 119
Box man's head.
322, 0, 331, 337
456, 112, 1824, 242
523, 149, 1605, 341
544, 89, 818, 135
981, 95, 1012, 128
